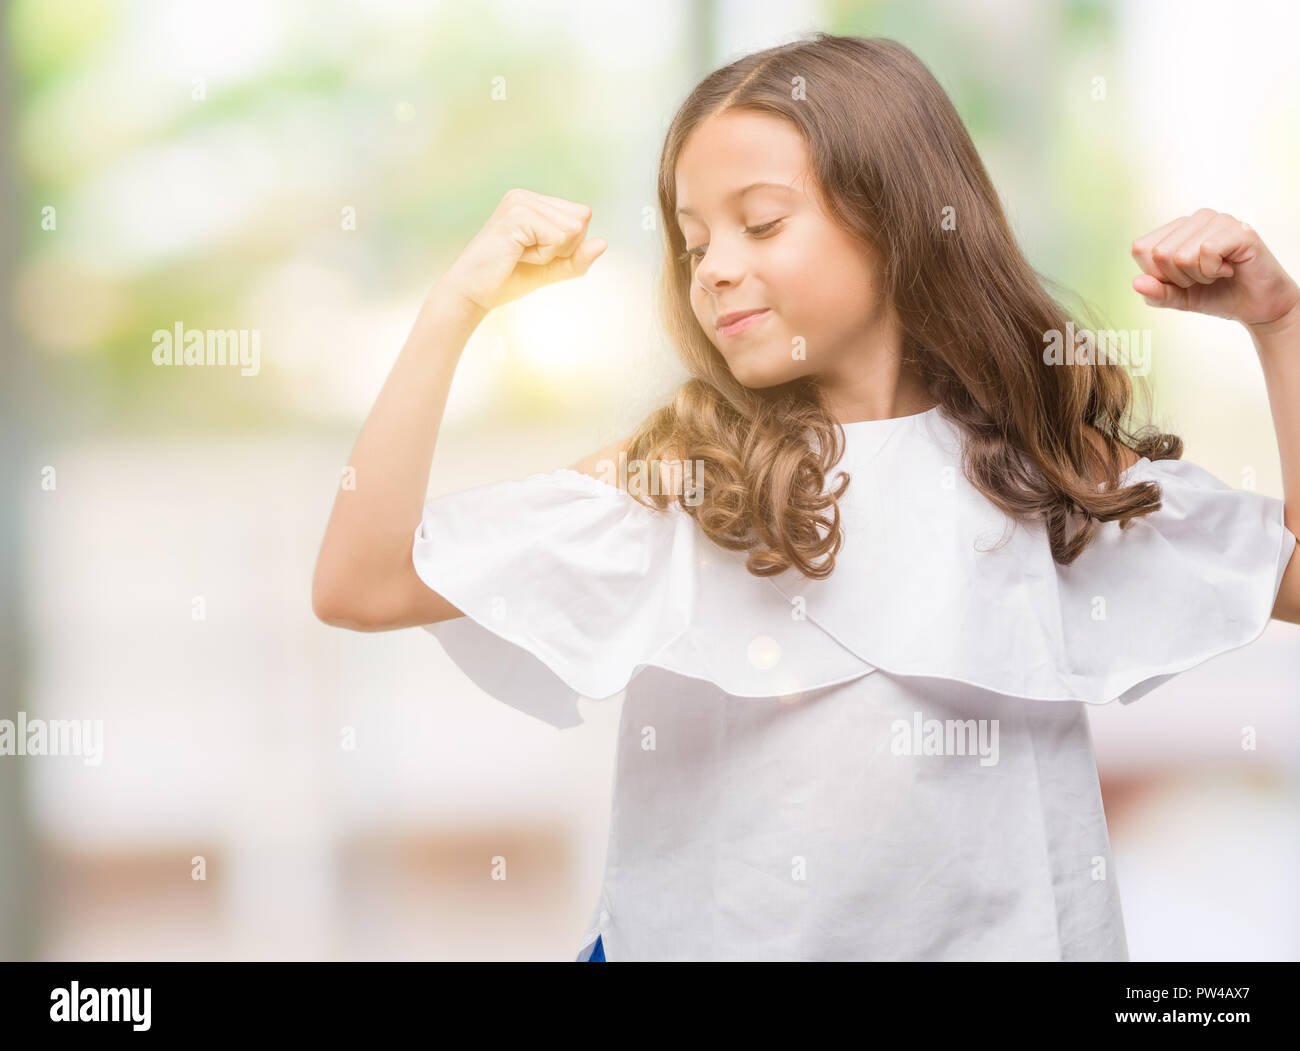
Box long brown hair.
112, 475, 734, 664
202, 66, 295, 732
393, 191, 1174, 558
623, 33, 1181, 577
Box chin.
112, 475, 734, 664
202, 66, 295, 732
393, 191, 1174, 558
726, 355, 804, 390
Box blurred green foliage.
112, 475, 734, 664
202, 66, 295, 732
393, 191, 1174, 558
7, 0, 1178, 438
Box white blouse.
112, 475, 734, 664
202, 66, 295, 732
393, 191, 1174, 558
411, 405, 1297, 961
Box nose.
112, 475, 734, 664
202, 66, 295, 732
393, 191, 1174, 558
693, 241, 747, 296
695, 262, 737, 295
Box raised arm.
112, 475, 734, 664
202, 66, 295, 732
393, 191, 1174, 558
1250, 305, 1300, 623
1129, 208, 1300, 623
311, 188, 606, 631
311, 286, 483, 631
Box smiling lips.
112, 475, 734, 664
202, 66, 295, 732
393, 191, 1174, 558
716, 308, 770, 337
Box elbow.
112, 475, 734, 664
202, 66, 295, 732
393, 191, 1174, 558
312, 571, 400, 632
311, 574, 348, 628
312, 569, 371, 630
313, 537, 425, 631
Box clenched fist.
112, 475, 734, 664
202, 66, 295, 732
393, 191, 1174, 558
439, 188, 607, 313
1130, 208, 1299, 330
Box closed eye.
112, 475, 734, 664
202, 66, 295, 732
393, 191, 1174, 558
678, 219, 784, 265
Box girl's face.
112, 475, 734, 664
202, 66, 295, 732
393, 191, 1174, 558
674, 109, 897, 391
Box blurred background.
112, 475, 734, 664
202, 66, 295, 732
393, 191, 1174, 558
2, 0, 1297, 961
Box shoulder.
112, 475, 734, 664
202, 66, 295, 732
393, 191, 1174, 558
568, 436, 633, 492
567, 435, 687, 498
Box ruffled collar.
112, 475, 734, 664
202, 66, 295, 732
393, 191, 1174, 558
759, 404, 1284, 704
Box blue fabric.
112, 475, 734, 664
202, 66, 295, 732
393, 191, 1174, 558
587, 935, 605, 962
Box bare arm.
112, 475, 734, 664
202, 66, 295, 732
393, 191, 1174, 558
311, 188, 606, 632
311, 286, 484, 631
1129, 209, 1300, 624
1249, 306, 1300, 624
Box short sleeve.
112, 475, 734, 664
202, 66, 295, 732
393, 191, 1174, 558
1100, 456, 1297, 705
411, 468, 874, 729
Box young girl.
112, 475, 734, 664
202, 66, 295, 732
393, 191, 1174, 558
312, 34, 1300, 962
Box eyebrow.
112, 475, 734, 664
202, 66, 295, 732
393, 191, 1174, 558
675, 181, 797, 219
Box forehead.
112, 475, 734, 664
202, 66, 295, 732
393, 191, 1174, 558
674, 110, 810, 216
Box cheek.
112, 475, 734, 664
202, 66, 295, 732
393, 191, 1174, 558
690, 284, 712, 330
779, 238, 880, 336
765, 233, 837, 319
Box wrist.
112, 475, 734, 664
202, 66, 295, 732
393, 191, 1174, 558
1245, 285, 1300, 347
424, 280, 490, 328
